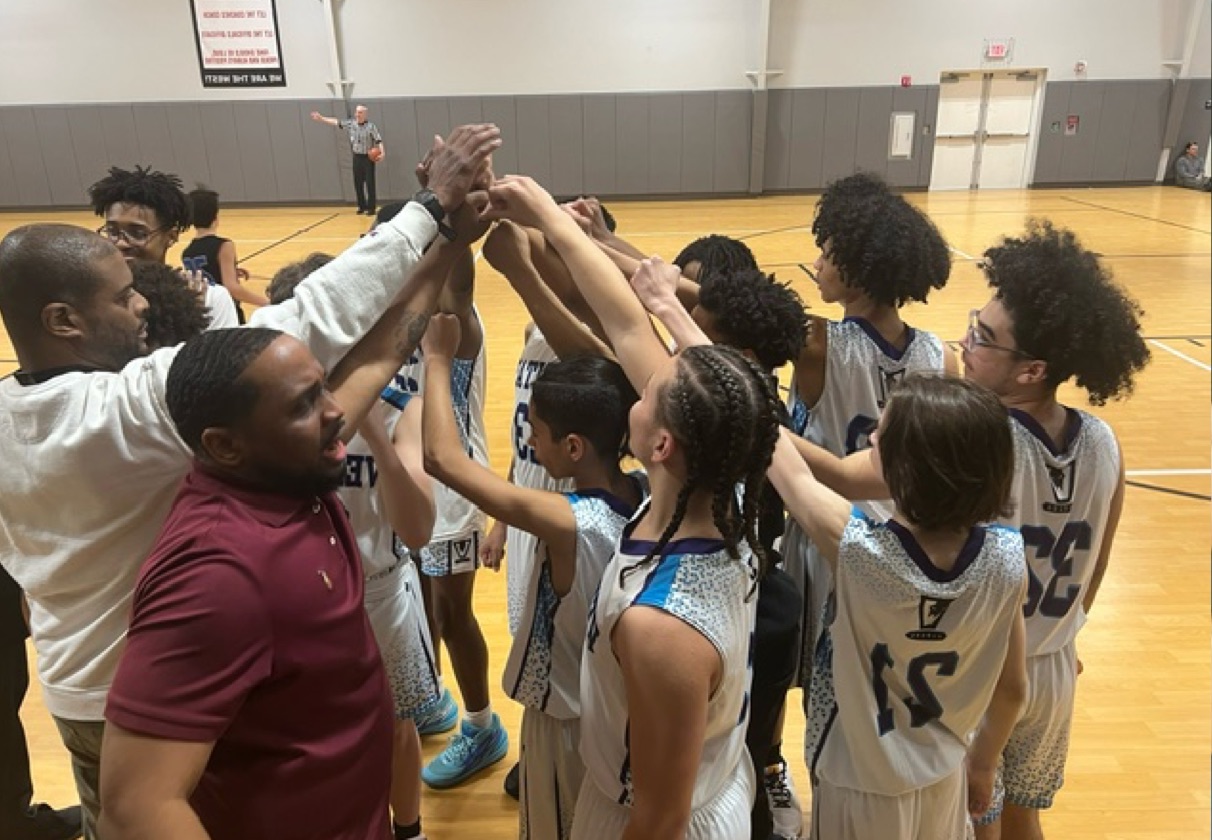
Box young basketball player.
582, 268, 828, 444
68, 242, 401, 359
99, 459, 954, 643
767, 171, 954, 836
785, 221, 1151, 840
88, 166, 240, 330
422, 314, 643, 838
129, 261, 211, 349
767, 374, 1029, 840
365, 202, 508, 788
482, 174, 782, 839
183, 186, 269, 324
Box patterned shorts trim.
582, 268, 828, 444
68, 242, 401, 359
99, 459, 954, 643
420, 532, 482, 577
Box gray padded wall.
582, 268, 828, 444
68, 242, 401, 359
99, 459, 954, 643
763, 86, 939, 191
1033, 79, 1171, 184
0, 91, 753, 207
0, 81, 1193, 208
1171, 78, 1212, 166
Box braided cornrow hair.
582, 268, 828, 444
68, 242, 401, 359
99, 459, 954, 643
626, 345, 781, 589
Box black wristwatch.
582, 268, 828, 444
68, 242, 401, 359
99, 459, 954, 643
412, 189, 457, 241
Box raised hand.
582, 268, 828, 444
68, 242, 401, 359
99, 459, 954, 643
570, 196, 611, 239
482, 220, 535, 277
447, 192, 492, 246
310, 111, 324, 121
421, 313, 462, 360
629, 256, 682, 314
422, 124, 502, 213
482, 175, 565, 232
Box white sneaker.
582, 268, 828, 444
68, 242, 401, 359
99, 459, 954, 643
765, 761, 804, 840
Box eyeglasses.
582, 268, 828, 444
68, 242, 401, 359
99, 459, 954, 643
961, 309, 1034, 358
97, 224, 168, 246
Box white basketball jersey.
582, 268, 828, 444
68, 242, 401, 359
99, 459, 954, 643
506, 327, 574, 635
385, 309, 490, 543
1002, 408, 1120, 657
580, 505, 758, 810
503, 485, 641, 720
338, 401, 405, 577
814, 512, 1025, 795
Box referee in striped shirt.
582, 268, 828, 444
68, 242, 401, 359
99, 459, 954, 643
311, 105, 385, 215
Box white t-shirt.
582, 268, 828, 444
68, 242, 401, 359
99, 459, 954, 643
203, 283, 240, 330
0, 204, 437, 720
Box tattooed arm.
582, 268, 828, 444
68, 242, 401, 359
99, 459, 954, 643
326, 224, 468, 439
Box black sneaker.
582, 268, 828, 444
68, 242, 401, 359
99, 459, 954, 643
14, 804, 83, 840
503, 760, 520, 800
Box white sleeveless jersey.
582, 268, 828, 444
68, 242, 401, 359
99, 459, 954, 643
789, 317, 946, 521
338, 401, 405, 577
506, 327, 574, 634
1002, 408, 1120, 657
580, 506, 758, 810
384, 309, 490, 542
814, 512, 1025, 795
503, 483, 642, 720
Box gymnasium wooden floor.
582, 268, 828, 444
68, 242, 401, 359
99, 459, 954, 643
2, 186, 1208, 839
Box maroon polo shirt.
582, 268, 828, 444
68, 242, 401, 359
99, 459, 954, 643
107, 465, 392, 840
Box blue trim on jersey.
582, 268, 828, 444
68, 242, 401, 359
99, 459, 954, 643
884, 519, 986, 583
1008, 407, 1083, 458
632, 553, 682, 609
843, 316, 916, 362
380, 385, 412, 411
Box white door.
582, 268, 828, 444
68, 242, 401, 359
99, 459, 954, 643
932, 74, 984, 190
930, 70, 1043, 190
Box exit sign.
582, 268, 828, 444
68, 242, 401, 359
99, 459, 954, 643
985, 39, 1013, 61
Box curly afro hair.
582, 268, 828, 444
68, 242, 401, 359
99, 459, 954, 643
811, 172, 950, 307
673, 235, 758, 283
87, 166, 191, 233
981, 220, 1151, 405
698, 268, 808, 370
130, 261, 211, 349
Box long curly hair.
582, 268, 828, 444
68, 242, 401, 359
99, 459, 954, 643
698, 268, 809, 370
981, 220, 1151, 405
811, 172, 950, 307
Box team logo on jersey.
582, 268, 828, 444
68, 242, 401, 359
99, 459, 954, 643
907, 595, 955, 641
876, 368, 907, 409
1043, 461, 1076, 513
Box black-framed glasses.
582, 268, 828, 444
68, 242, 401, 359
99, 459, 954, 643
97, 224, 167, 246
962, 309, 1034, 358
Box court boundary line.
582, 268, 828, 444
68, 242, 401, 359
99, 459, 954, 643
238, 213, 340, 263
1148, 339, 1212, 372
1060, 196, 1212, 235
1125, 480, 1211, 502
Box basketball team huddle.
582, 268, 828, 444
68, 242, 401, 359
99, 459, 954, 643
0, 122, 1152, 840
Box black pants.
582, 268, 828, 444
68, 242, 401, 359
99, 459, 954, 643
0, 568, 33, 830
352, 153, 377, 212
746, 565, 802, 840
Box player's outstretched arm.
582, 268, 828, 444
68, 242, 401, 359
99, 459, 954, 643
483, 176, 667, 394
766, 428, 852, 567
629, 256, 711, 351
421, 315, 579, 592
483, 221, 612, 360
361, 398, 434, 553
785, 435, 889, 502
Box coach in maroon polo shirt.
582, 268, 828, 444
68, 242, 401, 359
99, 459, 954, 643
101, 327, 393, 840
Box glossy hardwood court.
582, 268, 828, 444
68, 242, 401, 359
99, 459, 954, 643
2, 185, 1208, 839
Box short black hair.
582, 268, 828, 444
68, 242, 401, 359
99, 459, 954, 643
981, 220, 1150, 405
530, 355, 638, 460
130, 261, 211, 349
879, 375, 1014, 531
673, 235, 758, 282
698, 268, 808, 370
188, 186, 220, 228
812, 171, 950, 307
266, 253, 335, 305
87, 166, 191, 233
166, 327, 283, 452
0, 224, 116, 343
